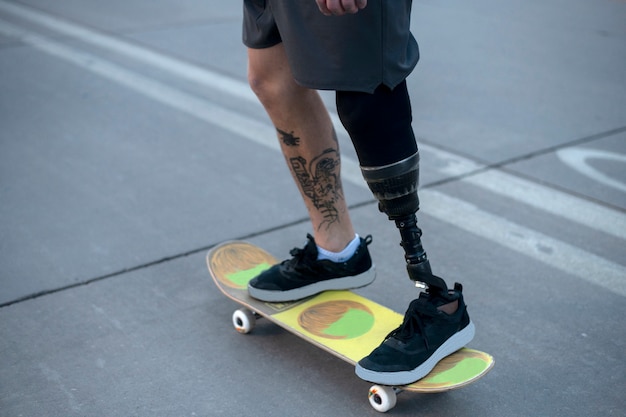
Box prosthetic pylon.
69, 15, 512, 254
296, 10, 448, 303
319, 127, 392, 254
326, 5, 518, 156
361, 152, 448, 294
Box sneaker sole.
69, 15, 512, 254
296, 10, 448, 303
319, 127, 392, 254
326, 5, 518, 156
355, 320, 476, 386
247, 265, 376, 302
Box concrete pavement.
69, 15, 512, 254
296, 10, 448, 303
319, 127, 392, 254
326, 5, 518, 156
1, 0, 625, 415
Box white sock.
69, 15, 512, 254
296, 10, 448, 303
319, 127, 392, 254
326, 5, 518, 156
317, 234, 360, 263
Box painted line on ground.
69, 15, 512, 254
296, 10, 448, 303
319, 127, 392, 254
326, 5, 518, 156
0, 20, 280, 151
430, 148, 626, 239
0, 0, 254, 103
557, 148, 626, 193
2, 0, 623, 241
423, 191, 626, 297
1, 19, 624, 297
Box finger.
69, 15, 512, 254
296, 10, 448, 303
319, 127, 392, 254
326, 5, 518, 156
340, 0, 358, 14
316, 0, 332, 16
340, 0, 367, 14
326, 0, 347, 15
317, 0, 365, 16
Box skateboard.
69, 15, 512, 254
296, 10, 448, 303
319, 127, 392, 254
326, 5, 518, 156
207, 241, 494, 413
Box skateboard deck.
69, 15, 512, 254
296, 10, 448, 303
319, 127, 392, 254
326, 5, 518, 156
207, 241, 494, 412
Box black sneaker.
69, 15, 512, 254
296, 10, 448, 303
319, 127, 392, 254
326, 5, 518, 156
248, 234, 376, 302
355, 283, 475, 385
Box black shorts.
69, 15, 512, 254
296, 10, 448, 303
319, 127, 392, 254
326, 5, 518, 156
243, 0, 419, 93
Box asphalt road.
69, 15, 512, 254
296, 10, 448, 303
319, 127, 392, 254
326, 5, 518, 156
1, 0, 625, 415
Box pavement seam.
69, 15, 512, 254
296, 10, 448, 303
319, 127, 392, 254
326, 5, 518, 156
0, 206, 367, 309
2, 3, 624, 304
417, 125, 626, 214
3, 0, 624, 213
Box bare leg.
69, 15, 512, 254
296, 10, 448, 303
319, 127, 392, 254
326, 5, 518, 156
248, 44, 355, 252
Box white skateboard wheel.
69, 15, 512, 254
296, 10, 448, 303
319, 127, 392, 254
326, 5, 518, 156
368, 385, 397, 413
232, 308, 256, 334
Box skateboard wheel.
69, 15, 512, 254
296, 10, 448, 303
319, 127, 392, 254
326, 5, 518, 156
232, 308, 256, 334
368, 385, 397, 413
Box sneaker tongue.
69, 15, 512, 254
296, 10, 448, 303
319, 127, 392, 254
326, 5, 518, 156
288, 234, 319, 262
413, 294, 440, 314
303, 234, 320, 258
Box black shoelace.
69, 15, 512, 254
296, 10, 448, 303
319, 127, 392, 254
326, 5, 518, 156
282, 235, 317, 274
386, 298, 439, 350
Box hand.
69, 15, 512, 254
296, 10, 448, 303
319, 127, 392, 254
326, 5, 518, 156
316, 0, 367, 16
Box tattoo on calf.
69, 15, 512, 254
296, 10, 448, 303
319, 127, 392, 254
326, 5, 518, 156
277, 128, 300, 147
290, 148, 343, 230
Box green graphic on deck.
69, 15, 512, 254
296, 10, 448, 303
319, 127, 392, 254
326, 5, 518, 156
322, 308, 375, 339
226, 263, 271, 288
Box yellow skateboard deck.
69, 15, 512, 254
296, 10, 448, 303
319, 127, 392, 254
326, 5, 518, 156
207, 241, 494, 412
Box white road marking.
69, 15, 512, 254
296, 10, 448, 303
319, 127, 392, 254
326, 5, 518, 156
3, 0, 623, 241
431, 149, 626, 240
1, 13, 624, 296
0, 0, 255, 103
423, 191, 626, 297
0, 20, 280, 152
557, 148, 626, 193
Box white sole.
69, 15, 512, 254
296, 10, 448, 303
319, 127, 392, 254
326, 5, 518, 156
355, 320, 476, 386
247, 266, 376, 302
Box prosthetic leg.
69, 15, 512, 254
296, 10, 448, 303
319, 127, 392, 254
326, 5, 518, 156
339, 83, 476, 388
336, 82, 449, 296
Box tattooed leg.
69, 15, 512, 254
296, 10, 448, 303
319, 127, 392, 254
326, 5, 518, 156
278, 124, 352, 248
248, 43, 355, 252
288, 148, 343, 230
